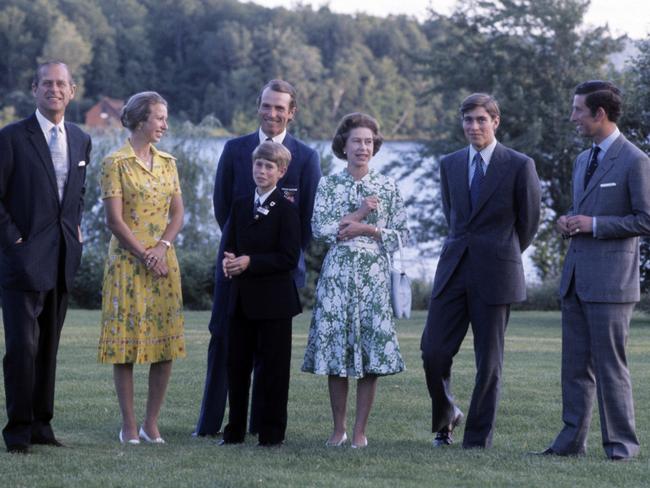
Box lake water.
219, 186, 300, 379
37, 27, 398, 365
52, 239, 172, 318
184, 137, 537, 282
96, 134, 537, 282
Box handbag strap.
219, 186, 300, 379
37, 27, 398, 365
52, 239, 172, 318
387, 230, 405, 274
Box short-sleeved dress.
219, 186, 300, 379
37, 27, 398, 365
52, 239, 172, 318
302, 168, 407, 378
97, 141, 185, 364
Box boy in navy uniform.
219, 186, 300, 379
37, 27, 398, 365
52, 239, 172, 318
220, 141, 302, 446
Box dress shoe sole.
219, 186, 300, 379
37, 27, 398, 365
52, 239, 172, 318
7, 445, 31, 454
32, 439, 65, 447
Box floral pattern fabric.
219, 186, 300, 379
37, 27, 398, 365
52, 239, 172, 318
97, 141, 185, 364
302, 168, 408, 378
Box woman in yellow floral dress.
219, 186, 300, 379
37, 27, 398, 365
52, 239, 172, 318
97, 92, 185, 445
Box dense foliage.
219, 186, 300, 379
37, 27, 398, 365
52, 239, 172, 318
401, 0, 632, 280
0, 0, 434, 139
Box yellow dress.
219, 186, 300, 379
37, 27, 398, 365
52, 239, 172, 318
97, 141, 186, 364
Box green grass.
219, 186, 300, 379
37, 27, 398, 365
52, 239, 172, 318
2, 310, 650, 487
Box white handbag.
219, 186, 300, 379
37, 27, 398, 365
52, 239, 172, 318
389, 232, 412, 319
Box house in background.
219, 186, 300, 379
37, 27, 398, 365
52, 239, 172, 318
85, 97, 124, 130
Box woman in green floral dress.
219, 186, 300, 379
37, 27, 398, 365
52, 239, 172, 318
302, 113, 408, 448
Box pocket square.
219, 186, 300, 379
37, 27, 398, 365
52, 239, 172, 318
600, 182, 616, 188
78, 160, 86, 167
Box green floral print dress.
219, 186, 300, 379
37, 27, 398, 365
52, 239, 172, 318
302, 168, 407, 378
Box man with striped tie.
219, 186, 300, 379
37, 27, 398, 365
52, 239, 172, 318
0, 61, 91, 453
421, 93, 541, 449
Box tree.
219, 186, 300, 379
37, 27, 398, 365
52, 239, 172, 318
619, 39, 650, 290
408, 0, 623, 279
39, 15, 92, 98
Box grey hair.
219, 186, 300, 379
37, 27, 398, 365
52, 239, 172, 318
120, 91, 167, 131
32, 60, 74, 86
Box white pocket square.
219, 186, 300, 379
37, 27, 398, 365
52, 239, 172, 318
78, 160, 86, 167
600, 182, 616, 188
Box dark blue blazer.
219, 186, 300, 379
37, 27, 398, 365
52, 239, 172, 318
225, 188, 302, 320
432, 143, 541, 304
0, 113, 91, 291
213, 131, 320, 288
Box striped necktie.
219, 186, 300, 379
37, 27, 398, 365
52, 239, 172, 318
49, 125, 68, 201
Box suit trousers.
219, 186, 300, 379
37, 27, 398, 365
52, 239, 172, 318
421, 254, 509, 448
551, 279, 639, 459
223, 306, 292, 445
195, 277, 263, 436
2, 273, 68, 449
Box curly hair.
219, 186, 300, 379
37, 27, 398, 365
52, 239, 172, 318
331, 112, 384, 160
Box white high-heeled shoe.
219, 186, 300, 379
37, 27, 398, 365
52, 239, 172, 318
325, 432, 348, 447
119, 429, 140, 445
351, 436, 368, 449
139, 426, 165, 444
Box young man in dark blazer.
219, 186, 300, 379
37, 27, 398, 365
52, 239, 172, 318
194, 80, 320, 437
219, 141, 301, 446
0, 61, 91, 453
421, 93, 541, 449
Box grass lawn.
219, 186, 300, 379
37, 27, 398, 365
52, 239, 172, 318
1, 310, 650, 487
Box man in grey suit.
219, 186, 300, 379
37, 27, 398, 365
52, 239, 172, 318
421, 93, 541, 448
541, 81, 650, 461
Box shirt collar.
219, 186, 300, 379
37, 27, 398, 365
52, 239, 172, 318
595, 126, 620, 156
469, 138, 498, 166
255, 186, 276, 206
259, 128, 286, 144
35, 108, 65, 137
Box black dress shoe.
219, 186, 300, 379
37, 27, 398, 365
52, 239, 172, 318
257, 440, 283, 447
530, 447, 584, 457
531, 447, 559, 456
217, 438, 243, 445
192, 431, 221, 438
32, 437, 65, 447
610, 454, 634, 462
432, 431, 453, 447
433, 407, 464, 447
7, 444, 31, 454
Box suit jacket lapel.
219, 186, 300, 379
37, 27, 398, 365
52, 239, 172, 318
61, 123, 82, 208
245, 132, 259, 154
26, 113, 60, 204
470, 143, 509, 220
448, 148, 471, 222
579, 135, 623, 206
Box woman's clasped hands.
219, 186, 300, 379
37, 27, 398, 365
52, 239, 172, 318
337, 195, 378, 241
142, 243, 169, 277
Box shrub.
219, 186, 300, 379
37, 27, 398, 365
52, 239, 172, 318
514, 278, 561, 311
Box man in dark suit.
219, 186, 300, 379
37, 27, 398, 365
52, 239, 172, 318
421, 93, 541, 448
540, 81, 650, 461
194, 79, 320, 437
220, 141, 301, 446
0, 61, 91, 453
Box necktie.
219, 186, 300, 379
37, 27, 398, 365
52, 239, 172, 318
49, 126, 68, 201
583, 146, 601, 189
254, 197, 261, 216
469, 152, 485, 211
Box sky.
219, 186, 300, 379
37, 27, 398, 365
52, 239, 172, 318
248, 0, 650, 39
